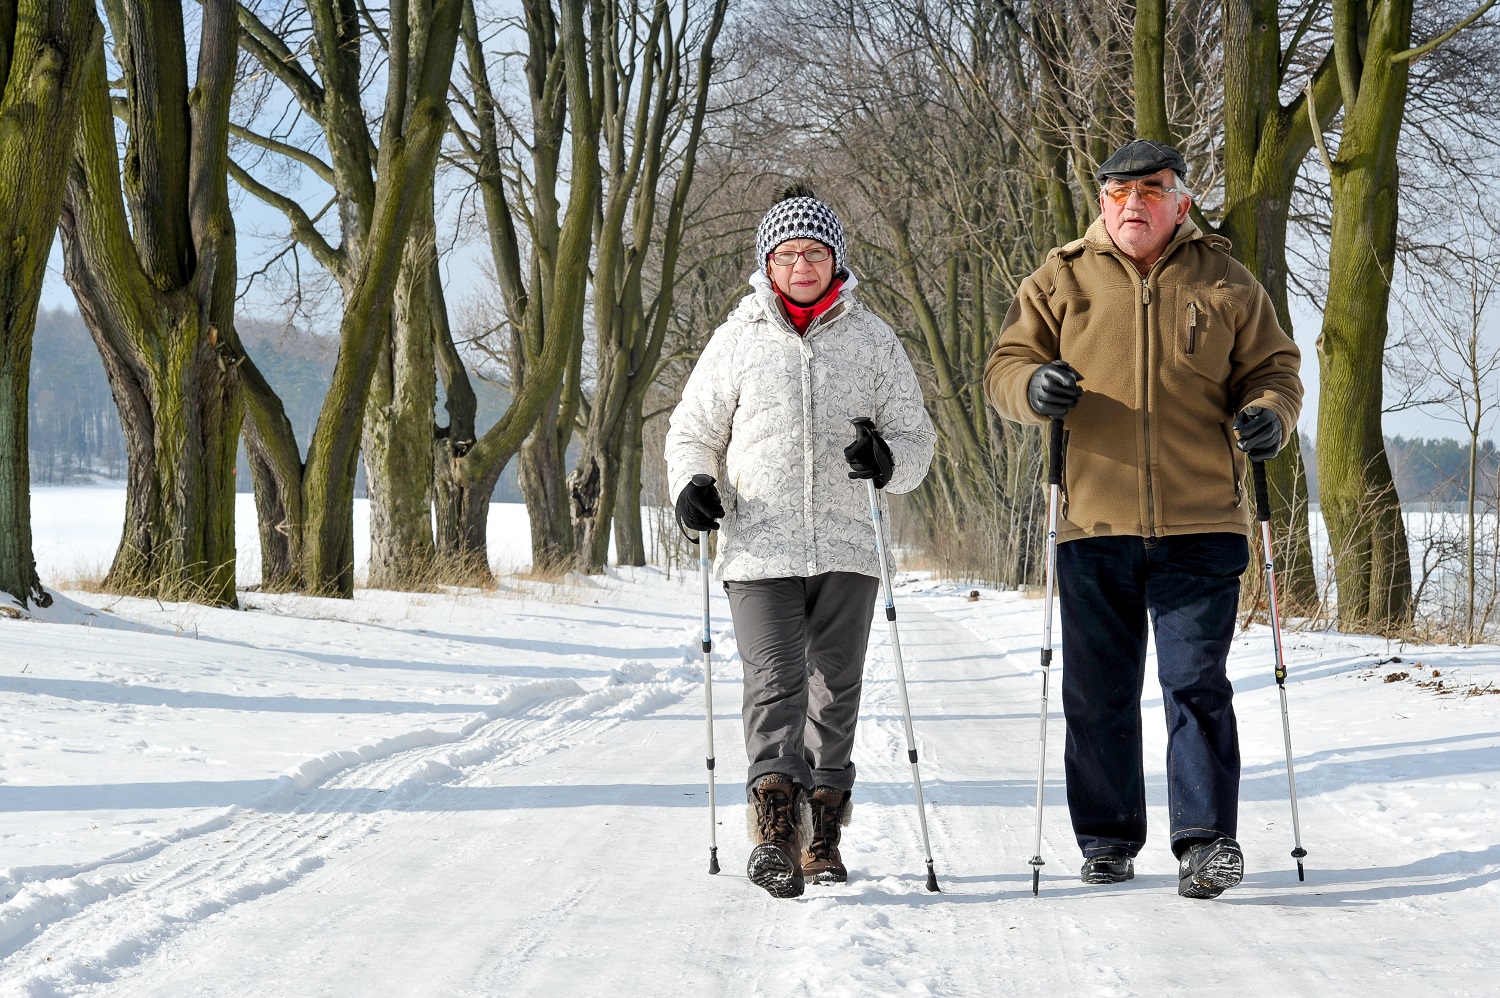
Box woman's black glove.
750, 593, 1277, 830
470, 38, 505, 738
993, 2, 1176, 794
845, 418, 894, 489
1028, 361, 1083, 419
675, 474, 725, 531
1233, 406, 1283, 462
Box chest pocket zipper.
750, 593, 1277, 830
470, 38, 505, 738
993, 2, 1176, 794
1187, 302, 1198, 354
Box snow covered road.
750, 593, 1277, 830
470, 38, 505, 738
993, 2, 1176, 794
3, 558, 1499, 995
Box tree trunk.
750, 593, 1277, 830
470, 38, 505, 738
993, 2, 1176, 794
519, 391, 574, 572
363, 184, 438, 590
239, 362, 304, 590
427, 0, 601, 580
1132, 0, 1172, 143
1469, 421, 1479, 641
58, 0, 242, 607
0, 0, 99, 608
234, 0, 463, 597
1218, 0, 1334, 613
614, 405, 646, 566
570, 439, 618, 571
568, 0, 727, 574
431, 250, 493, 585
1319, 0, 1414, 633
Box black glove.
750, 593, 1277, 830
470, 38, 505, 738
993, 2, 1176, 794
1233, 406, 1283, 462
845, 418, 895, 489
675, 474, 725, 532
1028, 361, 1083, 419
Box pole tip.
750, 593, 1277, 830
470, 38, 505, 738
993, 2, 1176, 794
925, 868, 940, 893
709, 848, 720, 875
1296, 860, 1304, 882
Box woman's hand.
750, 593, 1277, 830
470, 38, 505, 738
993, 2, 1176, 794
676, 475, 725, 531
845, 419, 894, 489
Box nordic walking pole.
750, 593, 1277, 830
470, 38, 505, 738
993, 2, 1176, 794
689, 472, 721, 875
1253, 461, 1308, 881
1028, 415, 1065, 897
851, 418, 940, 892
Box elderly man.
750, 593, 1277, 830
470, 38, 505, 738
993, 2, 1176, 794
984, 139, 1302, 899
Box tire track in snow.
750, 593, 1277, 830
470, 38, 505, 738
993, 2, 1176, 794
0, 659, 698, 996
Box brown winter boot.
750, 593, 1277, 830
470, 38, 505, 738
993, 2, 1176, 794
746, 775, 807, 898
802, 786, 852, 884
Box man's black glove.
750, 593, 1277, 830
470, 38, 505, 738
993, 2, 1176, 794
845, 418, 894, 489
1233, 406, 1283, 462
1028, 361, 1083, 419
675, 474, 725, 532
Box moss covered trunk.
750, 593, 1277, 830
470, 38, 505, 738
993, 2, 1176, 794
0, 0, 99, 607
1318, 0, 1414, 632
58, 0, 242, 606
363, 194, 437, 589
1217, 0, 1336, 614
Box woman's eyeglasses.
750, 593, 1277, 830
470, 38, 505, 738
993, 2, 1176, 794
1101, 184, 1189, 205
769, 246, 832, 266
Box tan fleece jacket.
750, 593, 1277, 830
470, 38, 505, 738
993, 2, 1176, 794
984, 217, 1302, 543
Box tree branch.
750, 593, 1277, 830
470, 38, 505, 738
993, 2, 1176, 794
228, 158, 344, 274
236, 2, 326, 118
229, 123, 337, 185
1392, 0, 1498, 63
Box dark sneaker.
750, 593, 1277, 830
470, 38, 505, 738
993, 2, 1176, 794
801, 786, 852, 884
746, 775, 807, 898
1177, 837, 1244, 899
1080, 853, 1134, 885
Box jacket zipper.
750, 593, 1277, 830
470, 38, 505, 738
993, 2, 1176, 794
1187, 302, 1198, 354
1059, 428, 1070, 518
1141, 277, 1155, 538
1225, 423, 1244, 506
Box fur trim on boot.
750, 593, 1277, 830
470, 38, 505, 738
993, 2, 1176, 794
746, 774, 808, 898
802, 786, 853, 884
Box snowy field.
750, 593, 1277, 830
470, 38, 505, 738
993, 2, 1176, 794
3, 488, 1500, 995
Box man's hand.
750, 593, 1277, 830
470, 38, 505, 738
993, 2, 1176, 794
1028, 362, 1083, 419
1233, 406, 1282, 462
845, 418, 894, 489
675, 475, 725, 532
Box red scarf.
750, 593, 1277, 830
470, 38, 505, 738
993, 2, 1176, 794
774, 278, 846, 334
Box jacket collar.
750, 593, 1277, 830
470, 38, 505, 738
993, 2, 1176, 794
747, 269, 860, 336
1080, 216, 1230, 271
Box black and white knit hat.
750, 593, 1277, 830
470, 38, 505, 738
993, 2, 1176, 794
755, 193, 847, 274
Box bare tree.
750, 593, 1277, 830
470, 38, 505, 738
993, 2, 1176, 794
230, 0, 463, 595
0, 0, 99, 608
1317, 0, 1497, 633
432, 0, 604, 578
1204, 0, 1343, 613
1395, 200, 1500, 641
58, 0, 243, 606
568, 0, 729, 573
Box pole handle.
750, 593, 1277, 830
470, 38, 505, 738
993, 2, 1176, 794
1252, 461, 1271, 523
1047, 418, 1064, 486
691, 472, 715, 488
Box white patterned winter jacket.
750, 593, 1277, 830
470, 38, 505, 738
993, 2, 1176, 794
665, 271, 936, 582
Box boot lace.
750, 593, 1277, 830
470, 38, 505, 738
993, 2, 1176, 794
755, 783, 797, 844
806, 793, 841, 861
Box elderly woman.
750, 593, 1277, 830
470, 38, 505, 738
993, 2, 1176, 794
665, 185, 935, 898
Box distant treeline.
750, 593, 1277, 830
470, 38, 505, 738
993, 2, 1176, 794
1299, 433, 1498, 505
29, 309, 126, 484
28, 308, 520, 501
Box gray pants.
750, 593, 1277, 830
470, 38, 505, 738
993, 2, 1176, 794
725, 572, 880, 793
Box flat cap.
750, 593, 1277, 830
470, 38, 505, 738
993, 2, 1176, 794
1095, 139, 1188, 183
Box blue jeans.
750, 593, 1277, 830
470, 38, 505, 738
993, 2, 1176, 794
1057, 532, 1249, 859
